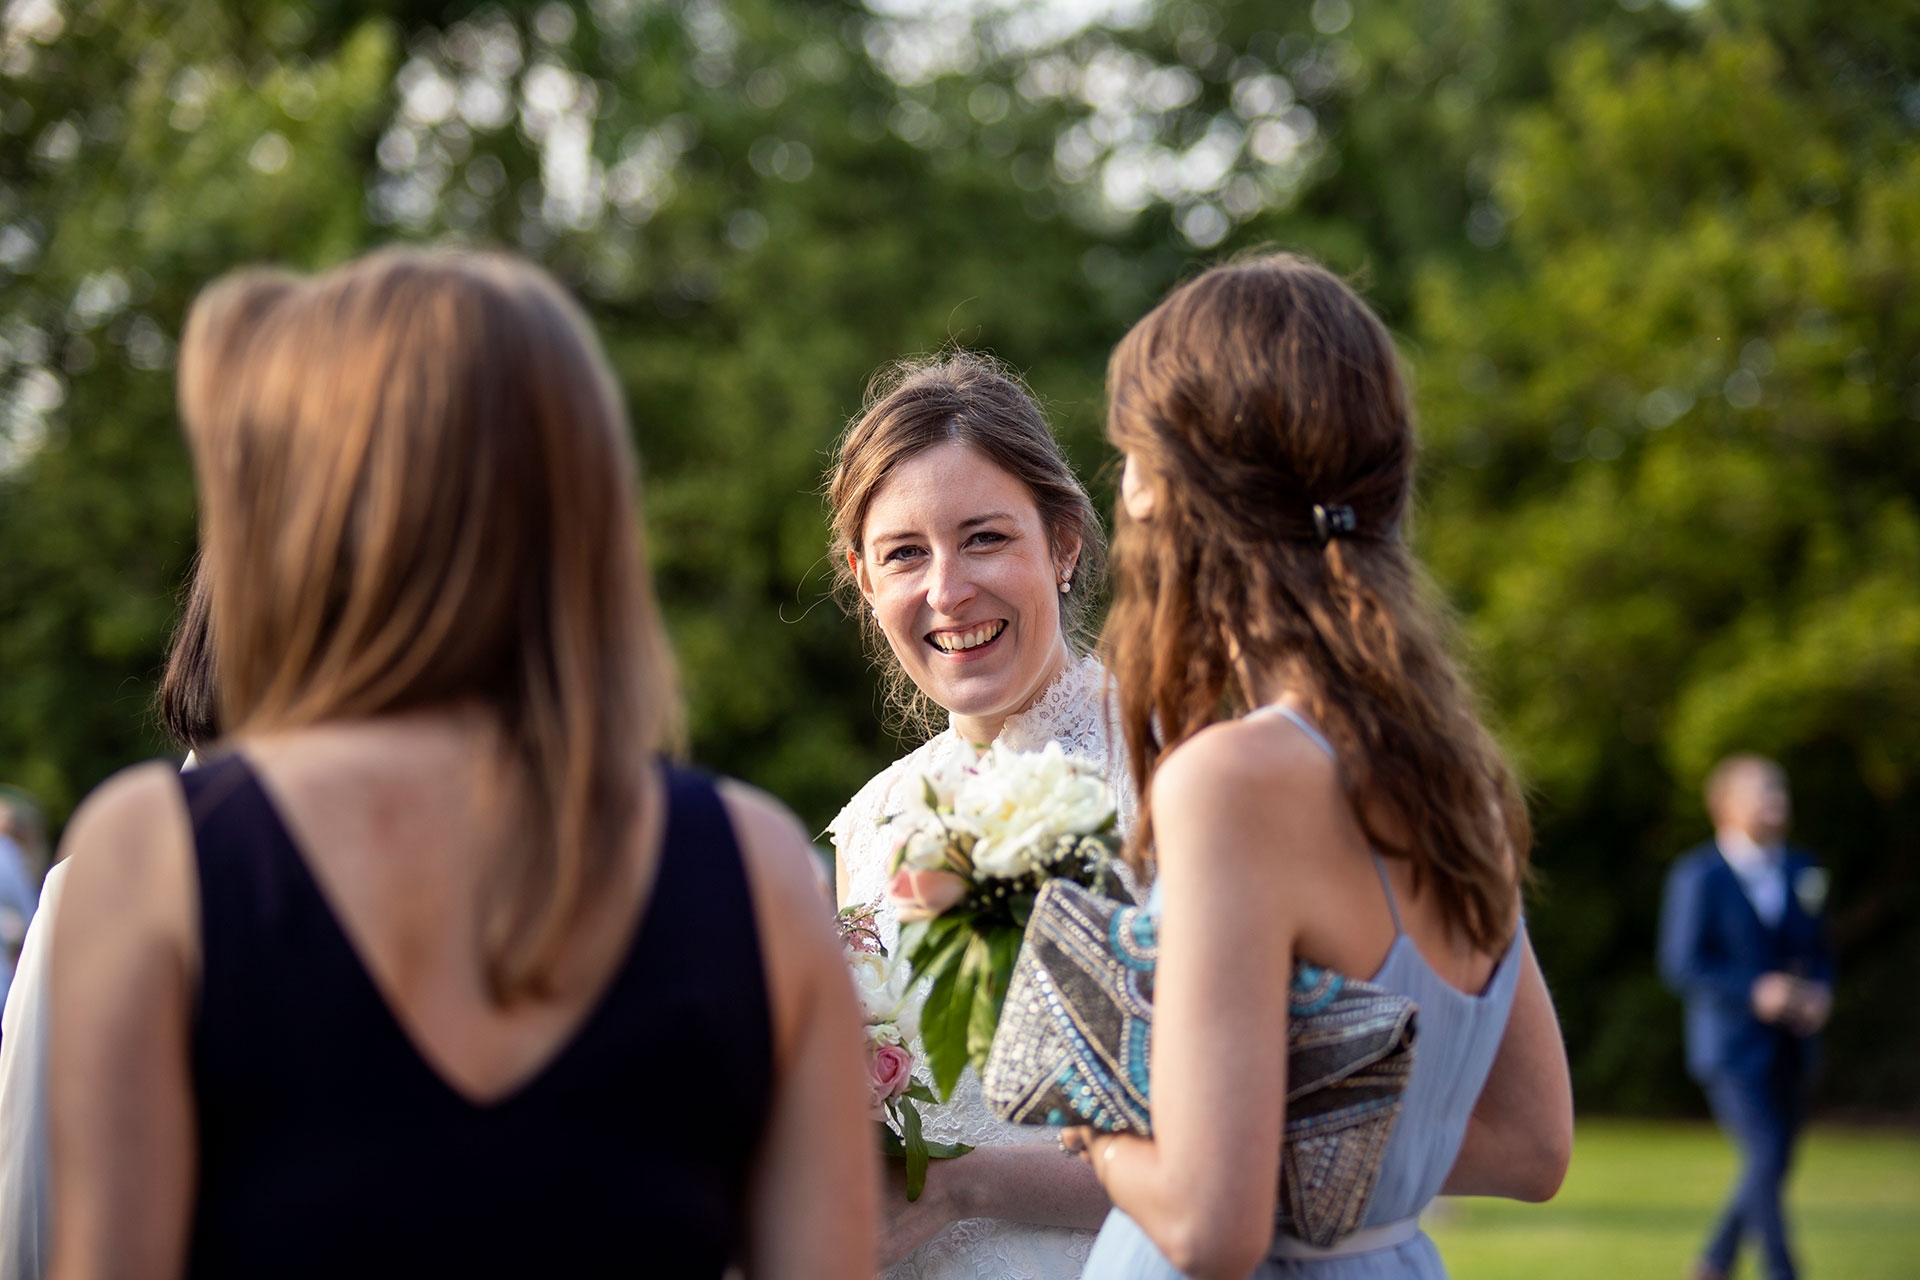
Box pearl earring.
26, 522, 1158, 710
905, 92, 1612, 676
1059, 579, 1071, 594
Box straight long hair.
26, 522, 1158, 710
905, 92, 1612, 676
1103, 254, 1528, 951
178, 248, 680, 1002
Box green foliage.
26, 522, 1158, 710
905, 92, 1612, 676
1414, 21, 1920, 1111
0, 0, 1913, 1114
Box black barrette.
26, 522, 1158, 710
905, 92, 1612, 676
1312, 503, 1358, 545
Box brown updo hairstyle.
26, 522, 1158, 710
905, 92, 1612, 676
1104, 253, 1529, 951
826, 351, 1107, 737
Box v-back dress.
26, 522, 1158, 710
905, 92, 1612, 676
182, 753, 772, 1278
1084, 705, 1526, 1280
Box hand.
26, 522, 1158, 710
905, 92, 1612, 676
877, 1154, 962, 1269
1751, 972, 1797, 1024
1060, 1126, 1138, 1190
1783, 981, 1832, 1036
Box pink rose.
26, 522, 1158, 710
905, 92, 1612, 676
869, 1043, 914, 1116
886, 867, 968, 923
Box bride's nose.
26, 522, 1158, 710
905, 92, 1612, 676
924, 549, 978, 617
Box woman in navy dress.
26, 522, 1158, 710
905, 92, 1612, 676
1064, 254, 1574, 1279
46, 249, 875, 1279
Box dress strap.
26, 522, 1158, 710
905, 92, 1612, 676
1249, 702, 1337, 760
1370, 852, 1405, 937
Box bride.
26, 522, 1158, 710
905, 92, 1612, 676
825, 353, 1133, 1279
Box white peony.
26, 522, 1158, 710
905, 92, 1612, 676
848, 950, 922, 1043
954, 741, 1116, 879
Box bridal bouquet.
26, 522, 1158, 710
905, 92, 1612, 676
883, 742, 1130, 1099
836, 903, 970, 1200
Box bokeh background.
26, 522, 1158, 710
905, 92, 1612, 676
0, 0, 1915, 1266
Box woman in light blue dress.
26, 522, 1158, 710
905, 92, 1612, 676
1064, 254, 1575, 1279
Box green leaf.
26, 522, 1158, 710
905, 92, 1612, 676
1010, 892, 1035, 927
920, 940, 974, 1102
923, 1140, 974, 1159
900, 1092, 929, 1202
959, 933, 995, 1073
905, 1082, 938, 1104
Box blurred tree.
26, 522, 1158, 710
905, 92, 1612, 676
0, 0, 1913, 1114
1414, 21, 1920, 1112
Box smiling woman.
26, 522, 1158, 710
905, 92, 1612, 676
822, 353, 1129, 1280
828, 353, 1106, 743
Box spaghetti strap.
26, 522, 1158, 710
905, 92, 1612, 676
1252, 703, 1338, 760
1370, 853, 1405, 936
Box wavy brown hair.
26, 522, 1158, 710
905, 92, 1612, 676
1103, 254, 1529, 951
826, 351, 1106, 738
178, 248, 680, 1002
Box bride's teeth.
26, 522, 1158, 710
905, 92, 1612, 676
934, 623, 1002, 652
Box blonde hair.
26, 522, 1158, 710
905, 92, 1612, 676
178, 248, 680, 1002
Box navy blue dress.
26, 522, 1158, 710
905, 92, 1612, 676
180, 754, 772, 1278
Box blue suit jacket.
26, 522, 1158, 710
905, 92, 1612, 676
1658, 841, 1835, 1083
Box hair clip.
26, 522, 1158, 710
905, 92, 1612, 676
1312, 504, 1358, 545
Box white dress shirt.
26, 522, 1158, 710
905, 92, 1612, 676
1717, 827, 1787, 928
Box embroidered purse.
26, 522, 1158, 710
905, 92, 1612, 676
980, 877, 1419, 1248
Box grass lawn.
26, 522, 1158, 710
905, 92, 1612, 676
1424, 1120, 1920, 1279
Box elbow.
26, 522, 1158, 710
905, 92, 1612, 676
1512, 1121, 1573, 1203
1157, 1213, 1270, 1280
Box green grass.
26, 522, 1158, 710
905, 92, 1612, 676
1424, 1120, 1920, 1279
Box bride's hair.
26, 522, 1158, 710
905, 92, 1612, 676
1104, 253, 1529, 951
178, 247, 680, 1002
826, 350, 1106, 739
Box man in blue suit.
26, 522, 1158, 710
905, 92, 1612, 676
1659, 754, 1834, 1280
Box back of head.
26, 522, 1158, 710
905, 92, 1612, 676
1104, 253, 1528, 950
178, 247, 680, 1001
826, 351, 1106, 733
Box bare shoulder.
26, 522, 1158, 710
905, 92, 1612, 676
59, 761, 190, 873
1151, 715, 1342, 819
716, 778, 835, 924
55, 760, 197, 955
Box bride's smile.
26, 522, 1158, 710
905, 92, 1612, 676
854, 439, 1079, 745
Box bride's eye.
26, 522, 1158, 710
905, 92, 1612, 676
882, 544, 926, 565
967, 531, 1008, 548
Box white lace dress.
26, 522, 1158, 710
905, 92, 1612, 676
828, 655, 1138, 1280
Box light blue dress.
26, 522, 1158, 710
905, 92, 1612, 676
1083, 706, 1526, 1280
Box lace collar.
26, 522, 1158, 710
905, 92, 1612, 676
947, 653, 1109, 754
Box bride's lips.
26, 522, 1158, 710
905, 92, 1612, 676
925, 620, 1009, 662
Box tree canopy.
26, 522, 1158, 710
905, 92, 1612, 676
0, 0, 1913, 1113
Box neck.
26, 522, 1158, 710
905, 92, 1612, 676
950, 640, 1074, 746
1237, 655, 1311, 715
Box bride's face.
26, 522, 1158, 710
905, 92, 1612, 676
855, 440, 1078, 742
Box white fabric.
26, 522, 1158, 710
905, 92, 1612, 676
827, 654, 1138, 1280
0, 857, 65, 1280
1717, 827, 1787, 927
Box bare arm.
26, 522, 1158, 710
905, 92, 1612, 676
48, 764, 199, 1280
876, 1140, 1111, 1268
1440, 931, 1573, 1201
724, 784, 878, 1280
1076, 731, 1311, 1280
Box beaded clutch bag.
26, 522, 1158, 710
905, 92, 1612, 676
980, 877, 1419, 1248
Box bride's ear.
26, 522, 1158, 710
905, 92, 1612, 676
1054, 532, 1083, 590
850, 549, 876, 607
